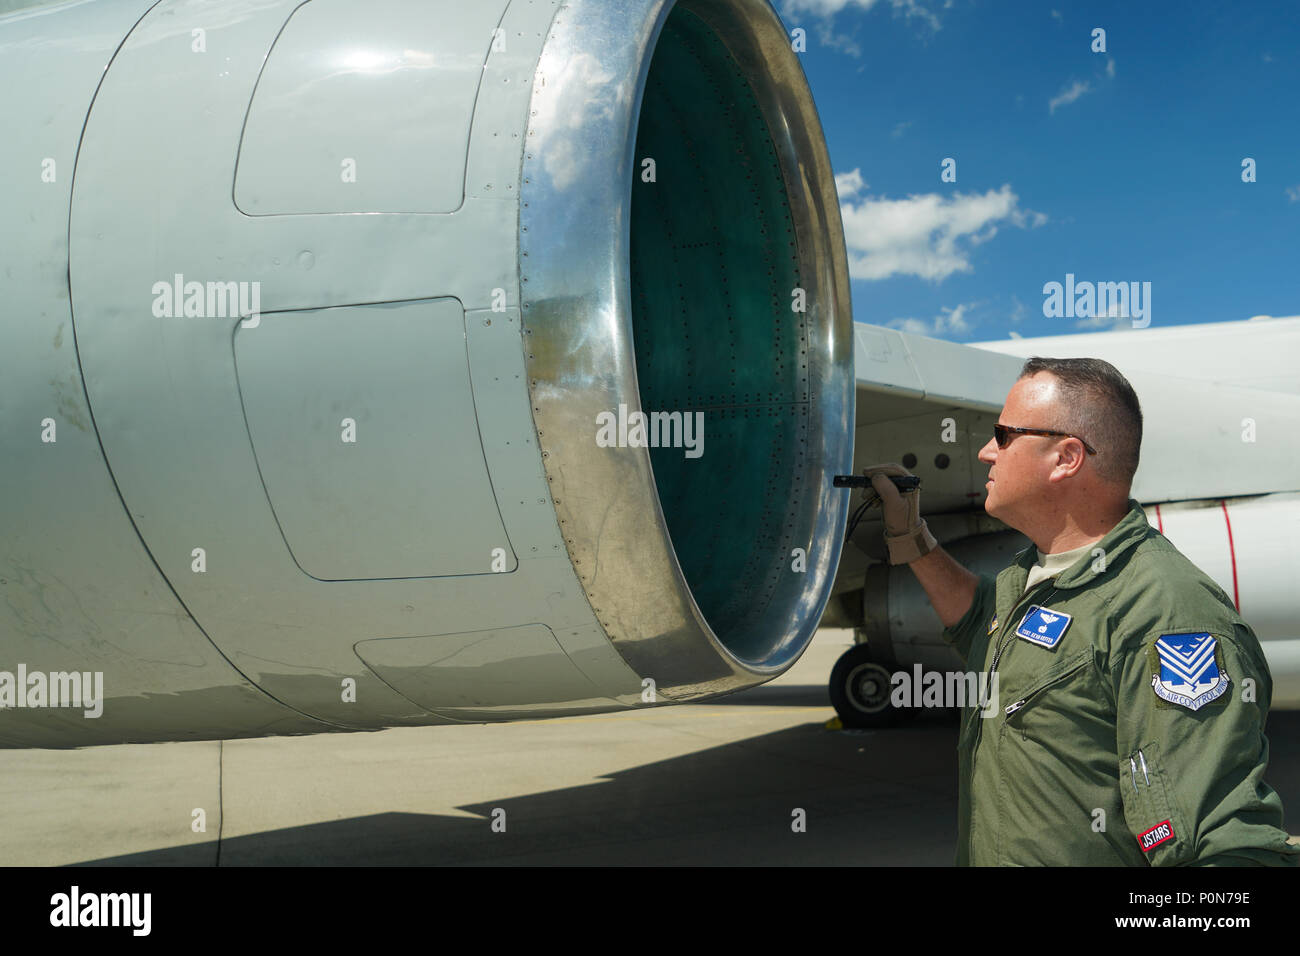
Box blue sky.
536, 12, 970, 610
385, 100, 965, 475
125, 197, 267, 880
775, 0, 1300, 342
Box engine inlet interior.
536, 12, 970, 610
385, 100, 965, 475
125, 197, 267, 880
630, 4, 810, 664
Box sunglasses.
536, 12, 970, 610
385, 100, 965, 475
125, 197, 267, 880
994, 424, 1097, 455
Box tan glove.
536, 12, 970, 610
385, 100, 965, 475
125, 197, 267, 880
865, 463, 937, 565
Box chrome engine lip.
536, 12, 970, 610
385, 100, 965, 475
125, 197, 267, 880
519, 0, 854, 698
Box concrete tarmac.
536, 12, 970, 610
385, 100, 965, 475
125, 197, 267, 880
1, 629, 1297, 866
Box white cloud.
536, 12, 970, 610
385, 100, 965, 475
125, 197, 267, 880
888, 302, 977, 337
778, 0, 943, 49
839, 182, 1047, 281
1073, 315, 1134, 331
1050, 9, 1063, 21
1050, 58, 1116, 114
817, 27, 863, 56
835, 168, 868, 198
889, 0, 942, 30
1073, 302, 1136, 331
782, 0, 881, 13
804, 19, 864, 56
1049, 79, 1092, 114
891, 120, 914, 139
1285, 184, 1300, 202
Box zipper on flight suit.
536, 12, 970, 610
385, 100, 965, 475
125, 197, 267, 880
1000, 650, 1093, 722
989, 579, 1060, 684
965, 576, 1059, 863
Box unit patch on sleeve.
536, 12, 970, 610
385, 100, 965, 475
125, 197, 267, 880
1014, 606, 1071, 648
1138, 819, 1174, 853
1151, 632, 1230, 712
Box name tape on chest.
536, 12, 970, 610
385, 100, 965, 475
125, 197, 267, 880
1014, 605, 1071, 648
1151, 632, 1230, 712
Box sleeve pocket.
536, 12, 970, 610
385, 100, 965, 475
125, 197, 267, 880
1118, 740, 1192, 865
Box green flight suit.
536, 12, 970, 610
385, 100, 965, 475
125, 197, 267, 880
942, 498, 1298, 866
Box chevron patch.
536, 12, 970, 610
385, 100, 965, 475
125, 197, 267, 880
1152, 632, 1230, 712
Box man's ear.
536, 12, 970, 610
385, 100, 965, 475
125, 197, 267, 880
1059, 439, 1088, 478
1047, 441, 1085, 482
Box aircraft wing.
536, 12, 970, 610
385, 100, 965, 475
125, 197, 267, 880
850, 319, 1300, 512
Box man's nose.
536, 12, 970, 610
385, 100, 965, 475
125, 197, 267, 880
977, 436, 998, 464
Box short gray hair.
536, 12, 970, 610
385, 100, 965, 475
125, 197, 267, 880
1018, 357, 1142, 488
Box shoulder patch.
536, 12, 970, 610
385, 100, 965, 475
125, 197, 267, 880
1150, 632, 1230, 712
1015, 606, 1071, 648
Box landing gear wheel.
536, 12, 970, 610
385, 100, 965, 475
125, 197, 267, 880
829, 643, 913, 728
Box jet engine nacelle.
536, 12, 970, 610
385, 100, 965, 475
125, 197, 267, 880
0, 0, 853, 746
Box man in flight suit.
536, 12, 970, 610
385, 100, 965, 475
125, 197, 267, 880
866, 356, 1298, 865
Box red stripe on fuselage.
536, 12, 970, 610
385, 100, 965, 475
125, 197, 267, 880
1220, 500, 1240, 612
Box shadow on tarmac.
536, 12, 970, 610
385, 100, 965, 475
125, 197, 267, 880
68, 708, 1300, 866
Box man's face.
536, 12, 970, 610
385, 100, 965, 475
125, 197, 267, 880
977, 373, 1068, 526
